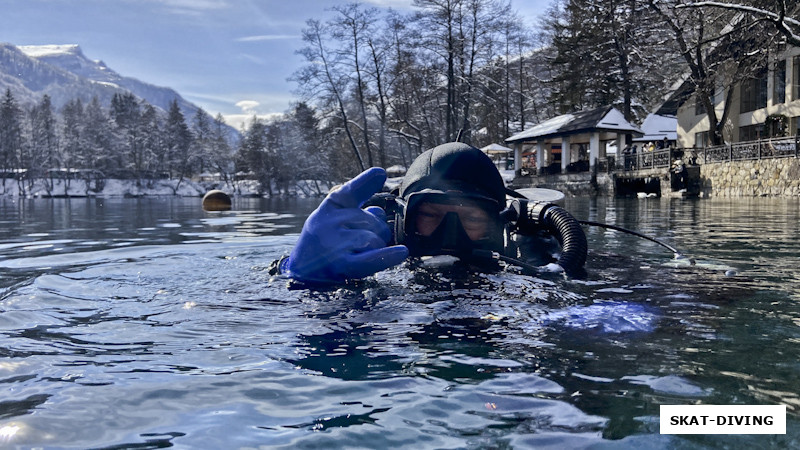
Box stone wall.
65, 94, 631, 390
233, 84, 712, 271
699, 157, 800, 197
510, 172, 615, 196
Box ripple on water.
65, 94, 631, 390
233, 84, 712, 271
2, 197, 800, 448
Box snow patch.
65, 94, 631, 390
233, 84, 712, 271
90, 80, 120, 88
18, 44, 82, 58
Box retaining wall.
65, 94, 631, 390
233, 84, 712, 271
699, 157, 800, 197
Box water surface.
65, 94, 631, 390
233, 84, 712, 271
0, 196, 798, 448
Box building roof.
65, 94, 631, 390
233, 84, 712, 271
633, 113, 678, 142
654, 76, 694, 116
481, 143, 513, 154
505, 106, 643, 144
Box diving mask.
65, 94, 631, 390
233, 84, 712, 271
398, 190, 504, 257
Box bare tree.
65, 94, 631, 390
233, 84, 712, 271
649, 0, 783, 145
293, 19, 366, 172
330, 3, 380, 167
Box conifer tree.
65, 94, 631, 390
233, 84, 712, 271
192, 107, 213, 175
60, 98, 84, 194
30, 94, 59, 192
111, 92, 143, 179
0, 89, 24, 193
209, 113, 234, 187
83, 96, 113, 176
165, 99, 193, 193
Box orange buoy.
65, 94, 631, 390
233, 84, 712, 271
202, 190, 232, 211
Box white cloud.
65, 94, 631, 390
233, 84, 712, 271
235, 100, 261, 114
236, 35, 298, 42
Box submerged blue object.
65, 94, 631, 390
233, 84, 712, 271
285, 167, 409, 284
541, 301, 658, 333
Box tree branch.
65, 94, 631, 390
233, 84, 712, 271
679, 1, 800, 46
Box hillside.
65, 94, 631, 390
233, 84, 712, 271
0, 42, 225, 130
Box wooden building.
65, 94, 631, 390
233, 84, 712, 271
505, 106, 643, 175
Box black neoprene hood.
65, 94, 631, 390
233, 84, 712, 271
399, 142, 506, 206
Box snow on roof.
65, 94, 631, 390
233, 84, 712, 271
596, 108, 638, 132
632, 113, 677, 142
505, 113, 575, 142
505, 106, 643, 143
17, 44, 81, 58
481, 143, 513, 153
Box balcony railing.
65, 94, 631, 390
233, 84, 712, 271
614, 136, 800, 172
618, 149, 673, 172
522, 136, 800, 176
698, 136, 800, 164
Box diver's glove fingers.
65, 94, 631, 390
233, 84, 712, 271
324, 167, 388, 209
286, 167, 407, 284
326, 207, 392, 244
344, 245, 410, 280
364, 205, 386, 221
339, 229, 393, 253
362, 206, 391, 242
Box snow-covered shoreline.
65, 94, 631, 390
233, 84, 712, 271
0, 178, 285, 198
0, 170, 514, 199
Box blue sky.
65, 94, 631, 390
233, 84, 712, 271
3, 0, 550, 129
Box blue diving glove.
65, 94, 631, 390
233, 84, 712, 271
285, 167, 409, 284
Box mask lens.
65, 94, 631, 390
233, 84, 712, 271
414, 200, 492, 241
406, 192, 499, 241
400, 191, 504, 257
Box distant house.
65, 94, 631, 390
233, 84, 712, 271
633, 113, 678, 149
480, 143, 514, 171
505, 106, 643, 175
658, 46, 800, 147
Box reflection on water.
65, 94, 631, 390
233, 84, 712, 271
0, 196, 798, 448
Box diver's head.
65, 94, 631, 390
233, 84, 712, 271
397, 142, 506, 257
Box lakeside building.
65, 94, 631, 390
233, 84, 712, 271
658, 46, 800, 146
504, 106, 643, 176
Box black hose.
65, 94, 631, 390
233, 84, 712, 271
541, 206, 588, 274
578, 220, 691, 262
471, 249, 552, 276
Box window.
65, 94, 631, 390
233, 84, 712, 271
695, 131, 710, 147
794, 56, 800, 101
695, 96, 706, 116
773, 59, 786, 104
739, 124, 764, 142
740, 68, 768, 113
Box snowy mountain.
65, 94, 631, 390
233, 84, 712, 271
0, 43, 116, 107
0, 43, 225, 133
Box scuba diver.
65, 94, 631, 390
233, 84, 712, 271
269, 142, 590, 284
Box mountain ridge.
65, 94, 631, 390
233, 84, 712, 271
0, 42, 227, 135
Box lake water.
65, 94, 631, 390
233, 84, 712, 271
0, 196, 798, 448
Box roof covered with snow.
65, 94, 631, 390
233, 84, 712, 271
633, 113, 677, 142
481, 143, 513, 153
505, 106, 643, 144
